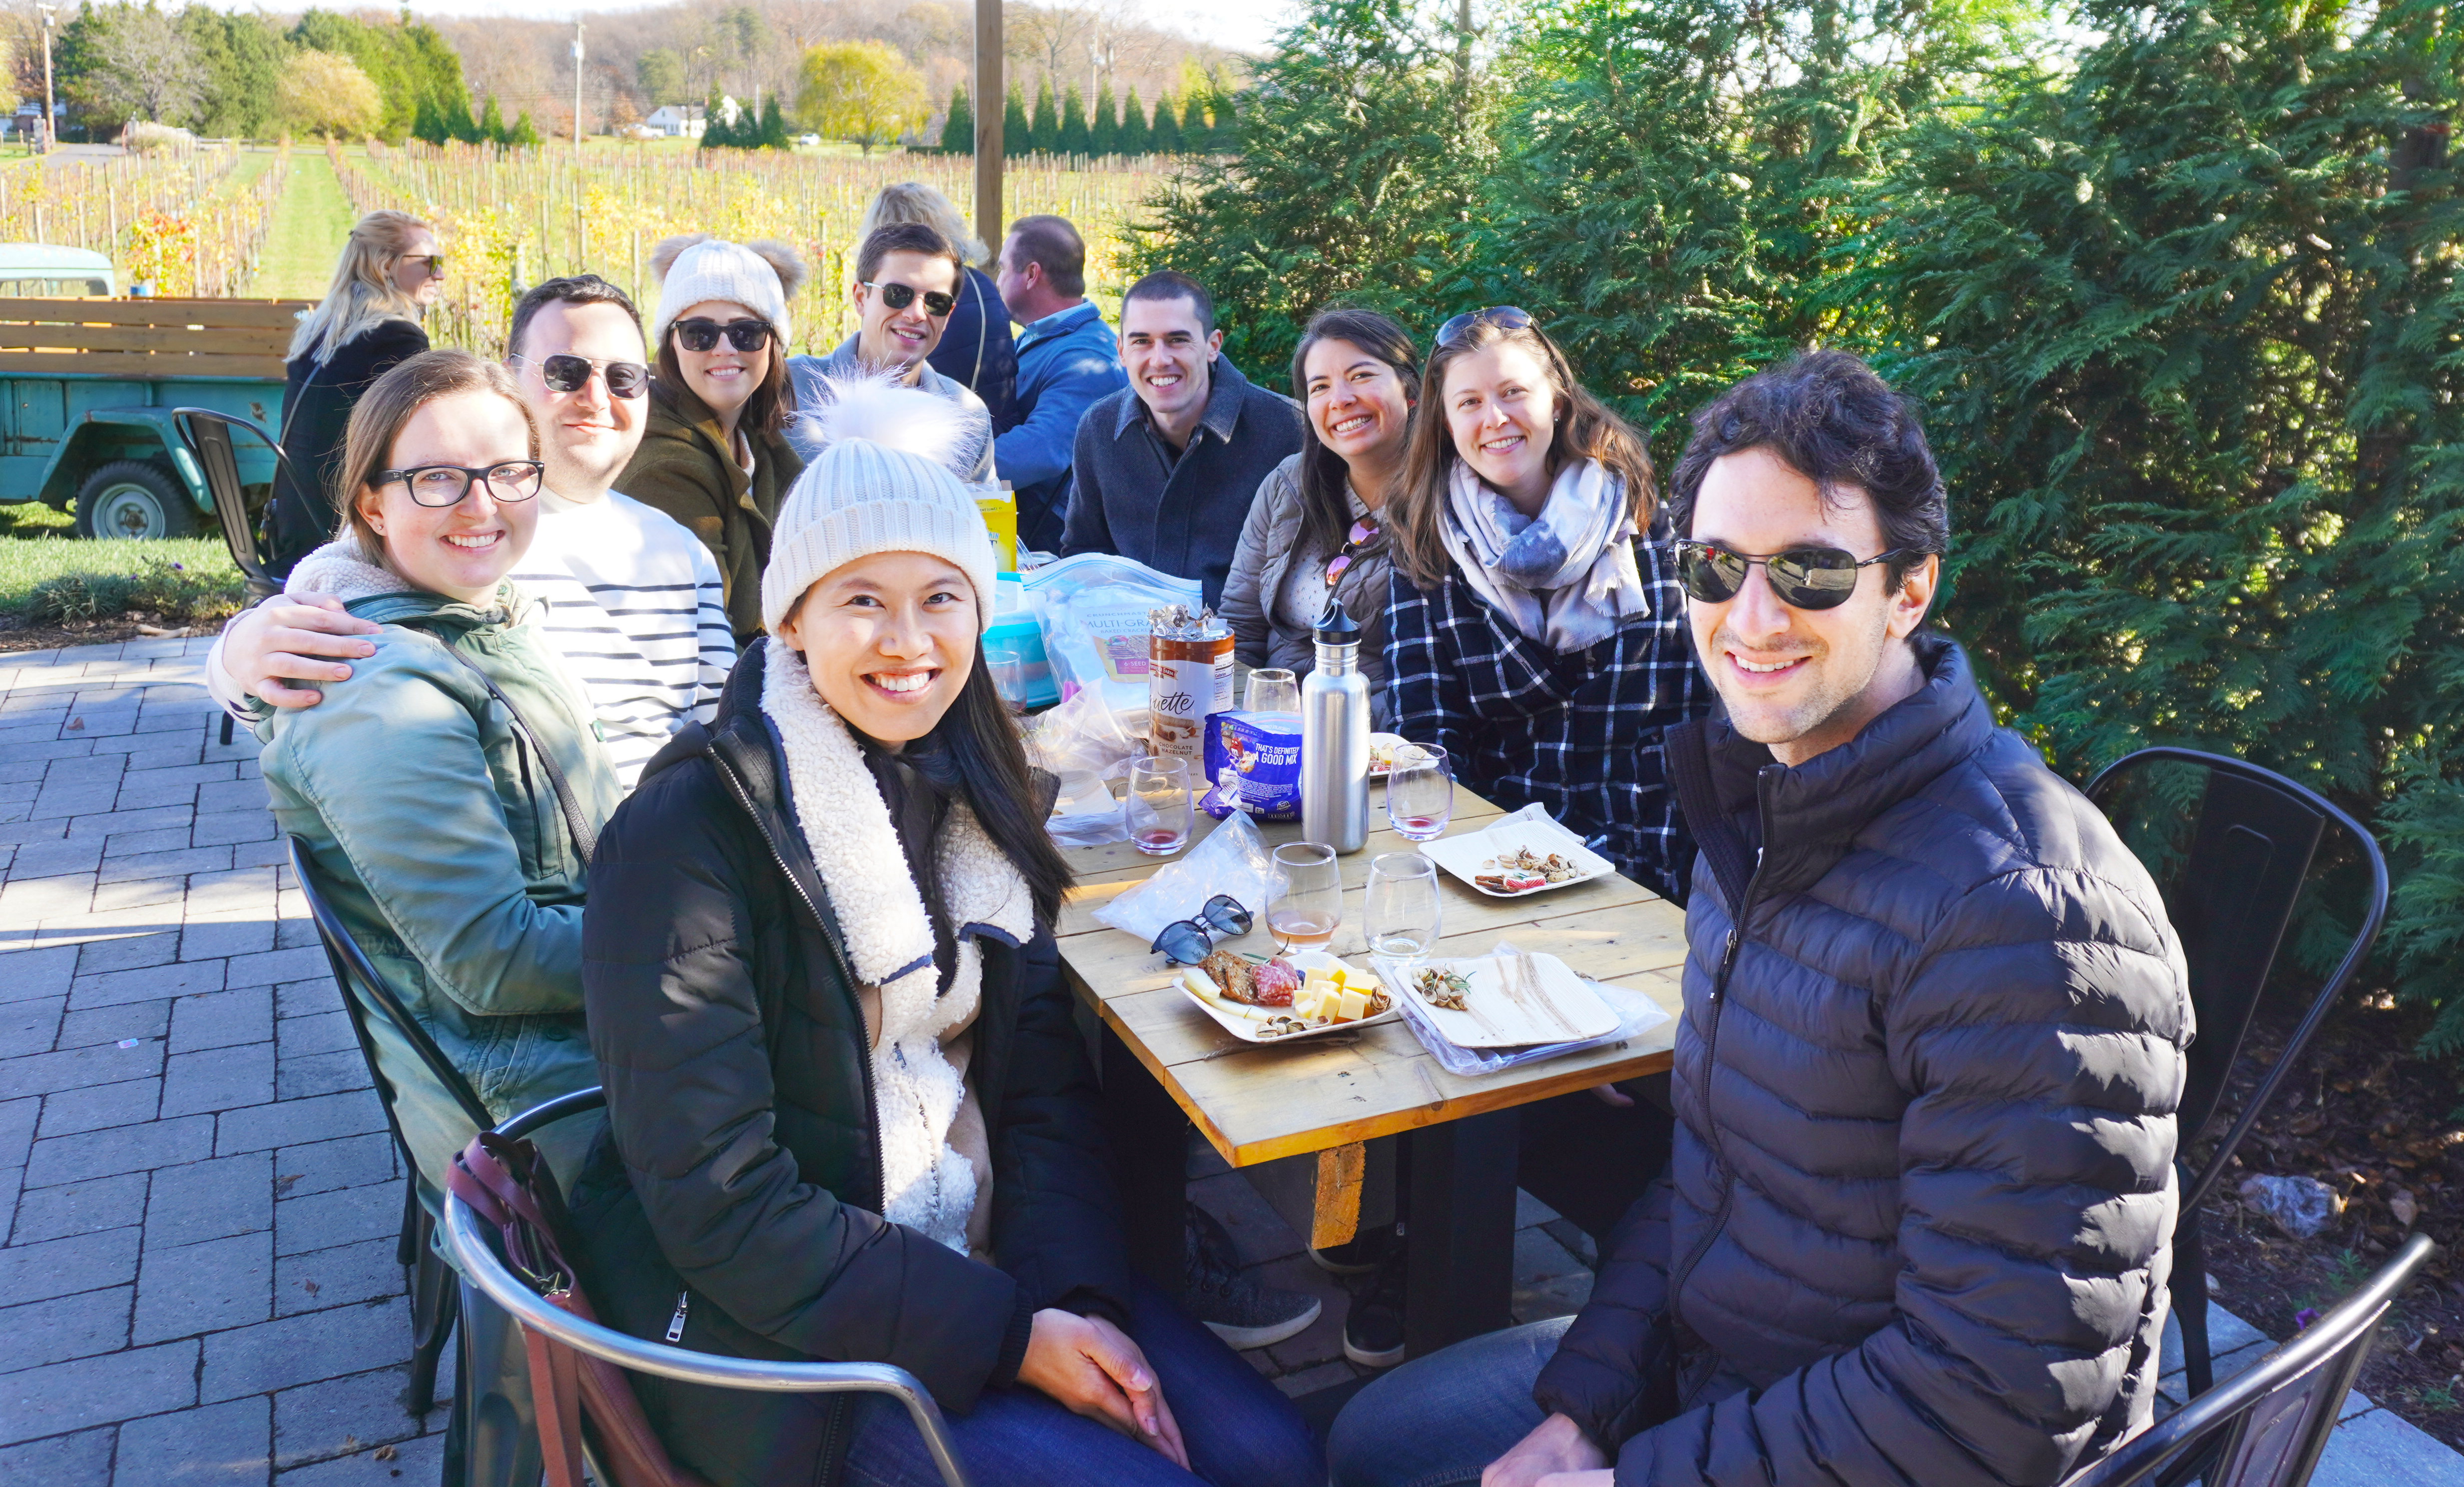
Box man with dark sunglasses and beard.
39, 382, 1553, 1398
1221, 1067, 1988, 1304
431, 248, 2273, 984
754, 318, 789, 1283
788, 222, 997, 483
1328, 350, 2192, 1487
204, 276, 734, 790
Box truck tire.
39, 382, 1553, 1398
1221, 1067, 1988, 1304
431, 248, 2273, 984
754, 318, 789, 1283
74, 461, 198, 540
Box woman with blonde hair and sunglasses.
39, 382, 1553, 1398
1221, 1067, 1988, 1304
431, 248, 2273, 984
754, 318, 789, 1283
1384, 307, 1710, 904
269, 209, 446, 573
256, 348, 621, 1195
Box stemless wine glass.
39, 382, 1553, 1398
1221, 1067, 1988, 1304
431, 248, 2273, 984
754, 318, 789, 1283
1268, 842, 1343, 951
1125, 756, 1192, 856
1386, 743, 1454, 842
1365, 853, 1442, 959
1245, 668, 1301, 714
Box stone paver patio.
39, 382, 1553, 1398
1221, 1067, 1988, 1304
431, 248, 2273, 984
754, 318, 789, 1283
1, 636, 2458, 1484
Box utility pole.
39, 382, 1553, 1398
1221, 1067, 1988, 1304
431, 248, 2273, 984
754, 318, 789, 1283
36, 3, 55, 155
973, 0, 1001, 254
571, 19, 586, 158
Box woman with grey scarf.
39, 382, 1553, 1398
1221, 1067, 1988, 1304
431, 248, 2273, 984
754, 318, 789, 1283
1384, 309, 1711, 904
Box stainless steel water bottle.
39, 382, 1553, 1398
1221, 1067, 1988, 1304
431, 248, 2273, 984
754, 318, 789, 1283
1300, 603, 1371, 853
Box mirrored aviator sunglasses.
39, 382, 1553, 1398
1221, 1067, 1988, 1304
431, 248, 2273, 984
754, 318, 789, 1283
1674, 539, 1915, 611
534, 354, 649, 399
1435, 305, 1537, 348
1148, 894, 1256, 966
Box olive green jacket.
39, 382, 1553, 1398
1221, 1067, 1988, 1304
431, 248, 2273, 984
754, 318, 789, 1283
618, 376, 805, 642
254, 553, 623, 1188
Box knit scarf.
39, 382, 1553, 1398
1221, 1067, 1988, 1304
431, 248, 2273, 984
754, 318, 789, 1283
1440, 458, 1648, 652
758, 640, 1035, 1252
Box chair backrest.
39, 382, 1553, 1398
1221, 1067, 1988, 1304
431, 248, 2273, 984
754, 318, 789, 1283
445, 1088, 973, 1487
2059, 1232, 2435, 1487
173, 407, 287, 605
286, 835, 492, 1175
2085, 748, 2389, 1210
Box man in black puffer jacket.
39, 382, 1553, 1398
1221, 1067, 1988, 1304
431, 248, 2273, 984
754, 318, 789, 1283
1330, 351, 2191, 1487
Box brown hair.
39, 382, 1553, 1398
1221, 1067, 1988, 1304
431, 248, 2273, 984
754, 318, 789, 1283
655, 336, 792, 440
1288, 307, 1420, 564
1123, 270, 1215, 337
856, 222, 961, 287
507, 274, 640, 361
1002, 214, 1086, 298
1386, 316, 1657, 591
334, 350, 536, 570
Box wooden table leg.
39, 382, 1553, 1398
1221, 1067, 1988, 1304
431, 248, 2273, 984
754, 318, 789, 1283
1100, 1022, 1188, 1289
1404, 1107, 1521, 1359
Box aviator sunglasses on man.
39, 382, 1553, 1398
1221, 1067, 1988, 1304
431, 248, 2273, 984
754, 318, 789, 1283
672, 318, 774, 354
374, 461, 546, 508
1675, 538, 1918, 610
1150, 895, 1255, 966
513, 353, 649, 399
861, 281, 958, 318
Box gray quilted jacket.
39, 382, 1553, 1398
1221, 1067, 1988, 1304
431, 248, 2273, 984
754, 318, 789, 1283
1535, 634, 2192, 1486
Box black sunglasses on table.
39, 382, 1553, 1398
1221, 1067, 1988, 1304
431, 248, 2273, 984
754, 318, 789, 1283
1150, 895, 1256, 967
516, 352, 649, 399
863, 281, 957, 318
1435, 305, 1536, 347
375, 461, 546, 508
672, 318, 774, 354
1674, 538, 1918, 610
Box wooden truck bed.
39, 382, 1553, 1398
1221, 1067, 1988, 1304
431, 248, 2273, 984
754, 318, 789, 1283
0, 298, 313, 381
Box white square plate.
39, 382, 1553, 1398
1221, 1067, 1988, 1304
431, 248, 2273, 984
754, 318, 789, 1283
1417, 811, 1615, 898
1376, 951, 1620, 1047
1173, 949, 1403, 1045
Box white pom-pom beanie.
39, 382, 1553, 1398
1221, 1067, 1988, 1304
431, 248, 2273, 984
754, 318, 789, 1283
651, 238, 794, 346
762, 439, 997, 637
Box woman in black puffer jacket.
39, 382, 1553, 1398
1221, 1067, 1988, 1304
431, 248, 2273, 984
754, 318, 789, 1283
571, 411, 1319, 1487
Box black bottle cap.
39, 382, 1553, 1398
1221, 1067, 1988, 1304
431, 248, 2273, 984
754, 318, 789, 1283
1313, 602, 1361, 645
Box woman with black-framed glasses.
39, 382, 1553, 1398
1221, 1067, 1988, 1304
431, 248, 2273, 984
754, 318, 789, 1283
1221, 308, 1419, 728
253, 348, 621, 1199
618, 233, 810, 642
1384, 307, 1711, 905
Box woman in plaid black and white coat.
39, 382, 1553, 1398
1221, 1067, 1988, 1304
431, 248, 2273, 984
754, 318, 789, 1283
1385, 310, 1710, 903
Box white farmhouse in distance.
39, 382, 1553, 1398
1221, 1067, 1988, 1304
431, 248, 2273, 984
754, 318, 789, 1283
645, 104, 707, 138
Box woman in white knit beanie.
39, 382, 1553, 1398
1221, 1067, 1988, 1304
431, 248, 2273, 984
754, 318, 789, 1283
571, 383, 1323, 1487
615, 232, 810, 642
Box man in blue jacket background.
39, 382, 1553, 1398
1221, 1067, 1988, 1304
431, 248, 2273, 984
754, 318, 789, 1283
994, 214, 1128, 556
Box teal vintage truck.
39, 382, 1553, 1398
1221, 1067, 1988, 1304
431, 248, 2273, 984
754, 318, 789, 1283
0, 252, 311, 539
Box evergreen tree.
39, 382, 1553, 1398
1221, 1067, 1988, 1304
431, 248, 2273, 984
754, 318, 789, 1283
758, 92, 789, 148
440, 91, 480, 144
1205, 80, 1240, 153
1001, 80, 1030, 156
1057, 84, 1091, 155
1118, 87, 1150, 154
1089, 82, 1118, 154
477, 96, 505, 145
411, 94, 445, 144
1149, 87, 1183, 152
506, 109, 541, 147
179, 8, 288, 139
1029, 77, 1056, 153
289, 9, 471, 142
938, 83, 972, 153
700, 89, 730, 148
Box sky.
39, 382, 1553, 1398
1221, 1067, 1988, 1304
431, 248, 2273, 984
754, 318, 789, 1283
379, 0, 1305, 52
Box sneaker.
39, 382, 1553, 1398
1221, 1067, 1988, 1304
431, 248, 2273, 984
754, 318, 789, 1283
1307, 1225, 1393, 1276
1343, 1249, 1408, 1368
1181, 1203, 1321, 1351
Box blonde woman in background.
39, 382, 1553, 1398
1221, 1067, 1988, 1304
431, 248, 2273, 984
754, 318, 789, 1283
853, 182, 1019, 429
270, 209, 445, 573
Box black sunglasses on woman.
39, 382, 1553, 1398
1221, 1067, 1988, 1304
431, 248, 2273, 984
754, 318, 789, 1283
672, 318, 774, 354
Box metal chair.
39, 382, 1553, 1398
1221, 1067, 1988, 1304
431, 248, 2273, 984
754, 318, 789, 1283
173, 408, 289, 745
443, 1087, 973, 1487
2059, 1232, 2435, 1487
2083, 748, 2391, 1399
287, 835, 481, 1418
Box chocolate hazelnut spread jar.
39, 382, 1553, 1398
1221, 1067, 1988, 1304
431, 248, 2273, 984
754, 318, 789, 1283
1147, 605, 1234, 762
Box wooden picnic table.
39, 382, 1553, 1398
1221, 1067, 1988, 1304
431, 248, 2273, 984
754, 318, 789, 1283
1055, 783, 1688, 1357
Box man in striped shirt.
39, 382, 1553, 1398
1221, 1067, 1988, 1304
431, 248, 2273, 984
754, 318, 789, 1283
207, 276, 732, 789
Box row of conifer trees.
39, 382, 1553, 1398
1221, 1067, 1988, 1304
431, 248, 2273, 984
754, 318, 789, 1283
930, 77, 1238, 156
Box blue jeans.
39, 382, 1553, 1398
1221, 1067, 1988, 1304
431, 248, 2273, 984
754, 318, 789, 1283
843, 1275, 1324, 1487
1326, 1318, 1573, 1487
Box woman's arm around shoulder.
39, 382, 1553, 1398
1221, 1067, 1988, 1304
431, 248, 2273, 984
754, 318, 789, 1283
582, 756, 1023, 1413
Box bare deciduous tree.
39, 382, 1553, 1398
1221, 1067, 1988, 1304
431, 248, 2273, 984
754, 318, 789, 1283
79, 4, 202, 127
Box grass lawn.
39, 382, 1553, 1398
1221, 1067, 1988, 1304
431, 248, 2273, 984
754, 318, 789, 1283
0, 501, 241, 623
257, 149, 357, 300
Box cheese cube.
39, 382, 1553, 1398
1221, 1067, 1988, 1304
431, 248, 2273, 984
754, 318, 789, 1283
1293, 985, 1327, 1021
1334, 988, 1370, 1023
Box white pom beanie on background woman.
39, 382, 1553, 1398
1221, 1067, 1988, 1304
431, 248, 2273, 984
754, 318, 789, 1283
648, 235, 799, 346
761, 435, 998, 637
